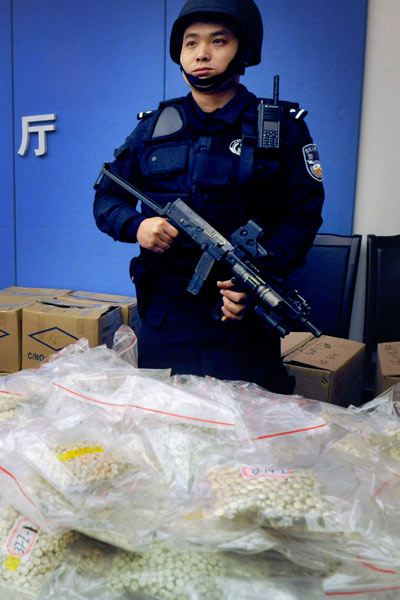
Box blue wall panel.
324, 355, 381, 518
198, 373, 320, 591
13, 0, 164, 295
0, 0, 15, 288
10, 0, 366, 296
166, 0, 368, 235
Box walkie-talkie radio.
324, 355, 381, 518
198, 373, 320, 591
257, 75, 281, 149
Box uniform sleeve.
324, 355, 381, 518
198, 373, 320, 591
260, 113, 324, 277
93, 124, 148, 243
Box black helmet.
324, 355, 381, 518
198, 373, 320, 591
170, 0, 263, 68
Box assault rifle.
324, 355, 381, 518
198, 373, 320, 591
95, 162, 322, 338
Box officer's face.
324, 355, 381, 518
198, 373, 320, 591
180, 21, 239, 80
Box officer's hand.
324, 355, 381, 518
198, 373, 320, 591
217, 280, 247, 322
137, 217, 179, 253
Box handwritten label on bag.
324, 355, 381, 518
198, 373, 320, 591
5, 517, 40, 569
241, 466, 292, 480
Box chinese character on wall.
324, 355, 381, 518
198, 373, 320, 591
18, 114, 57, 157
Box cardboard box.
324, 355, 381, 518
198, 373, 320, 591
281, 333, 365, 406
21, 299, 123, 369
2, 286, 73, 299
376, 342, 400, 395
0, 295, 35, 373
68, 291, 140, 334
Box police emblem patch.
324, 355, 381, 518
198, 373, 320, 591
229, 139, 242, 156
302, 144, 323, 181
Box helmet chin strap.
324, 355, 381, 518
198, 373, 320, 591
181, 54, 245, 93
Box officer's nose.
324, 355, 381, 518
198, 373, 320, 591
195, 43, 211, 61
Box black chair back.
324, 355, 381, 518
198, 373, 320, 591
364, 233, 400, 354
284, 233, 362, 338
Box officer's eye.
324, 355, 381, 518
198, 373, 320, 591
213, 38, 227, 45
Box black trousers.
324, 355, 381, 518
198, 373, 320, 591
137, 292, 295, 395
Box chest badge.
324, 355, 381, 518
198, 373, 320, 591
302, 144, 323, 181
229, 139, 242, 156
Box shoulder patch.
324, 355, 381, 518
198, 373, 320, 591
302, 144, 323, 181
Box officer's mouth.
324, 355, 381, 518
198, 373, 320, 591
192, 67, 214, 77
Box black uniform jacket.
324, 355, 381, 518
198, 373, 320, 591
94, 85, 324, 315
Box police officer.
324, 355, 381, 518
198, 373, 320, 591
94, 0, 324, 394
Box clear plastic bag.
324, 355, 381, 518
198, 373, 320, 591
0, 504, 79, 599
189, 445, 386, 542
0, 451, 77, 535
3, 414, 186, 552
0, 340, 95, 417
14, 416, 157, 509
353, 383, 400, 417
37, 536, 119, 600
167, 505, 277, 554
267, 524, 400, 578
2, 332, 400, 586
0, 390, 29, 421
182, 377, 347, 460
145, 418, 251, 497
327, 406, 400, 469
0, 446, 178, 554
112, 324, 138, 367
1, 338, 142, 411
39, 536, 324, 600
323, 558, 400, 599
218, 575, 325, 599
50, 371, 248, 439
105, 541, 324, 600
